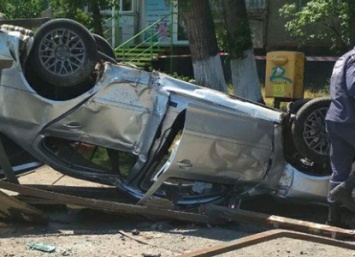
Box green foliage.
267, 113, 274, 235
48, 0, 90, 27
210, 1, 228, 53
215, 23, 228, 51
0, 0, 114, 31
49, 0, 113, 29
78, 145, 136, 177
212, 0, 253, 59
280, 0, 352, 51
170, 72, 192, 82
0, 0, 45, 18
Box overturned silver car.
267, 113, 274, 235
0, 19, 332, 208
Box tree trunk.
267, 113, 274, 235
88, 0, 104, 36
230, 49, 262, 101
222, 0, 263, 103
180, 0, 226, 92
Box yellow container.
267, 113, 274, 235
265, 51, 305, 99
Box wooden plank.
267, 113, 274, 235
16, 185, 129, 205
0, 190, 47, 223
0, 181, 209, 224
177, 229, 355, 257
201, 204, 355, 239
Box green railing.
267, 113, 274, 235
102, 12, 120, 47
88, 12, 119, 47
114, 12, 174, 65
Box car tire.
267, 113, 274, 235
283, 98, 330, 175
284, 99, 310, 163
291, 97, 331, 164
284, 99, 308, 161
30, 19, 97, 88
93, 34, 115, 59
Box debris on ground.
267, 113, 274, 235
27, 242, 56, 253
1, 167, 355, 257
0, 189, 47, 223
131, 229, 140, 235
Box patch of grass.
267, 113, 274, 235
170, 72, 192, 82
304, 87, 330, 98
261, 86, 330, 110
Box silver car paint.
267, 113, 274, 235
0, 28, 330, 204
278, 164, 330, 201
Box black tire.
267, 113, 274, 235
284, 99, 309, 162
291, 97, 331, 164
30, 19, 97, 88
283, 98, 330, 175
286, 98, 310, 114
284, 99, 311, 162
284, 125, 331, 176
93, 34, 115, 59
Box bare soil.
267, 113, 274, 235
0, 166, 354, 257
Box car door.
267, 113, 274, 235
42, 67, 169, 161
163, 103, 275, 184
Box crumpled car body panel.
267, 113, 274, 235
0, 27, 328, 206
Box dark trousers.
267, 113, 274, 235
326, 121, 355, 202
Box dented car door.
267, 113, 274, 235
42, 66, 169, 160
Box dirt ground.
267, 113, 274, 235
0, 166, 355, 257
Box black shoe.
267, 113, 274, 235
326, 202, 351, 229
330, 184, 355, 211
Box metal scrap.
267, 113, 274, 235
177, 229, 355, 257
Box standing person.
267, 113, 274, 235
325, 47, 355, 227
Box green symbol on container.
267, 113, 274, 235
270, 66, 293, 83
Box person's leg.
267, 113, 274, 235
327, 122, 355, 211
325, 122, 355, 227
326, 202, 344, 227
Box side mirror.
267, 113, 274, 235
0, 59, 13, 69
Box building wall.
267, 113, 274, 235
266, 0, 297, 50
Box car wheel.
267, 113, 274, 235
284, 126, 331, 176
283, 99, 330, 175
284, 99, 308, 165
30, 19, 97, 88
93, 34, 115, 59
291, 97, 331, 164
